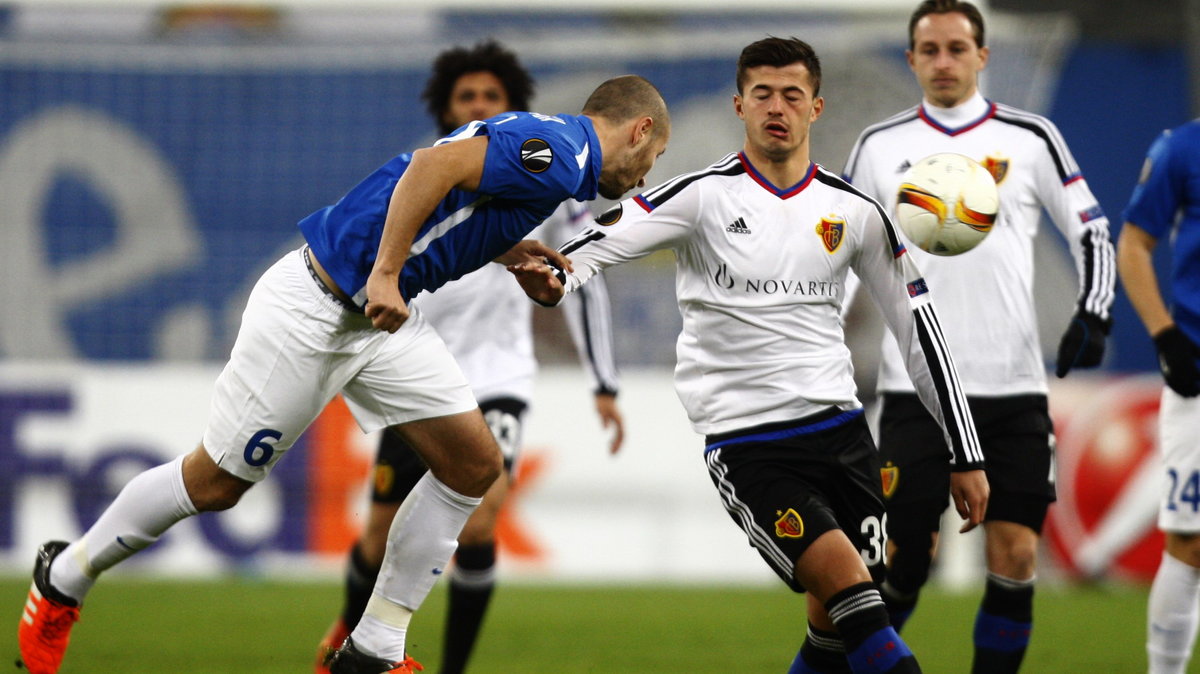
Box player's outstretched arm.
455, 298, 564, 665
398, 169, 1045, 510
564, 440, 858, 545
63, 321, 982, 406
508, 261, 566, 306
495, 239, 573, 272
950, 469, 989, 533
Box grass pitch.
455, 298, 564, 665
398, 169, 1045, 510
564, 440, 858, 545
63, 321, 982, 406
0, 576, 1180, 672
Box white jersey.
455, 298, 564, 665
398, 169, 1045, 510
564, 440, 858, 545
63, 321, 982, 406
843, 93, 1116, 396
413, 200, 618, 404
556, 152, 983, 468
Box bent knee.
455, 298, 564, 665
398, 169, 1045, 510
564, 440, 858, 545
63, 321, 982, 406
991, 541, 1038, 579
189, 479, 251, 512
183, 448, 253, 511
1166, 532, 1200, 567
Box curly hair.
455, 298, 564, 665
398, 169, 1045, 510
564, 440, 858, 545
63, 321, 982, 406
421, 39, 536, 135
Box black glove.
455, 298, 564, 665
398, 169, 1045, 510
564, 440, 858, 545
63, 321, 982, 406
1055, 311, 1110, 378
1154, 326, 1200, 397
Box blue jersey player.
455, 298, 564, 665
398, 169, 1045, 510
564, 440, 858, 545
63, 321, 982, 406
16, 75, 669, 674
1117, 119, 1200, 674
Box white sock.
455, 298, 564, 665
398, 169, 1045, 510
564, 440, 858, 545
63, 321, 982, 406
49, 455, 198, 602
351, 472, 481, 661
1148, 551, 1200, 674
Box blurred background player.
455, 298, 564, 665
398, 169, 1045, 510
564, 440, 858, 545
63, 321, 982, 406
841, 1, 1115, 672
1116, 118, 1200, 674
314, 40, 625, 674
512, 36, 989, 674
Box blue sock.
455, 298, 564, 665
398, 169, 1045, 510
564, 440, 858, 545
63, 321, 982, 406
971, 573, 1034, 674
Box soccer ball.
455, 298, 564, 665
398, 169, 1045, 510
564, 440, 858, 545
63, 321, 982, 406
894, 152, 999, 256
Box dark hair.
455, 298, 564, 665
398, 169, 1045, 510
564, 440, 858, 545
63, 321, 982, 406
908, 0, 986, 49
736, 37, 822, 97
581, 75, 670, 139
421, 39, 536, 135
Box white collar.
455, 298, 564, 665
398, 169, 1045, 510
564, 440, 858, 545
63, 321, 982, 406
920, 91, 989, 128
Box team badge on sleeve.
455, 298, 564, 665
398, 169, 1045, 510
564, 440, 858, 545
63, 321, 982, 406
880, 462, 899, 498
774, 508, 805, 538
983, 155, 1009, 185
1078, 205, 1105, 224
520, 138, 553, 173
815, 215, 845, 253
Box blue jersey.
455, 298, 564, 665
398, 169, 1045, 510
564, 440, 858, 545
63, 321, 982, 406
298, 112, 602, 304
1123, 120, 1200, 344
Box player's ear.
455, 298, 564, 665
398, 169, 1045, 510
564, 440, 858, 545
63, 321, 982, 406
632, 116, 654, 146
733, 94, 744, 119
810, 96, 824, 122
977, 45, 990, 70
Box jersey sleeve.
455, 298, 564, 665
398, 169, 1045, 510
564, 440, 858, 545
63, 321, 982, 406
542, 201, 621, 395
555, 192, 696, 295
476, 115, 583, 204
841, 132, 881, 199
852, 200, 984, 470
1034, 119, 1117, 321
1122, 129, 1184, 239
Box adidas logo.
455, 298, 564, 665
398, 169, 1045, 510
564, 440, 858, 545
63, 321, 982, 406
726, 217, 751, 234
896, 159, 912, 174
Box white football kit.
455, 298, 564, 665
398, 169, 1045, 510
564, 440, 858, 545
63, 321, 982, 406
843, 92, 1116, 396
414, 199, 618, 406
554, 152, 983, 468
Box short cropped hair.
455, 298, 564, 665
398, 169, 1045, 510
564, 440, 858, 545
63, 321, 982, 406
421, 40, 536, 135
908, 0, 986, 49
736, 37, 822, 97
581, 75, 670, 139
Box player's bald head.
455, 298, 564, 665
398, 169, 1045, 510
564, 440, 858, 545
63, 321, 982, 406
582, 75, 670, 140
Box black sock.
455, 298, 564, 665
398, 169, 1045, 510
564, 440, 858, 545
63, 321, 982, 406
441, 542, 496, 674
826, 582, 920, 673
972, 573, 1034, 674
882, 542, 933, 633
879, 580, 919, 635
341, 544, 380, 631
789, 622, 852, 673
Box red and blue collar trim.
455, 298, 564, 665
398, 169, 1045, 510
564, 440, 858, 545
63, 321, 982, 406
918, 101, 996, 136
738, 152, 817, 199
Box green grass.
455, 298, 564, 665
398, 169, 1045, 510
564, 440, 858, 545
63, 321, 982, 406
0, 576, 1188, 672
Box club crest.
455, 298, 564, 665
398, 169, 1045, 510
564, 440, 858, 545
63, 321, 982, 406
983, 154, 1009, 185
880, 462, 899, 499
774, 508, 805, 538
815, 215, 845, 253
521, 138, 553, 173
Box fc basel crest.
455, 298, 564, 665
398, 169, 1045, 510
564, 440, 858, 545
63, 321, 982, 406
774, 508, 804, 538
983, 154, 1009, 185
520, 138, 553, 173
595, 203, 623, 226
815, 215, 845, 254
880, 461, 899, 499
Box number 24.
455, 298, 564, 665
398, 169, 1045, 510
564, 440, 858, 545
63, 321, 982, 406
1166, 468, 1200, 513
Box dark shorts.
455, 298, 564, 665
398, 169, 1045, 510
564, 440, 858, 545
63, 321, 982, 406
371, 397, 527, 503
878, 392, 1055, 536
704, 408, 886, 593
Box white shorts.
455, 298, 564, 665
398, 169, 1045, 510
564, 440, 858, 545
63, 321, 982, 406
202, 248, 477, 482
1158, 386, 1200, 532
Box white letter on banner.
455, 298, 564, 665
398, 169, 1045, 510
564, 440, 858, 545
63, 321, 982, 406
0, 106, 200, 358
